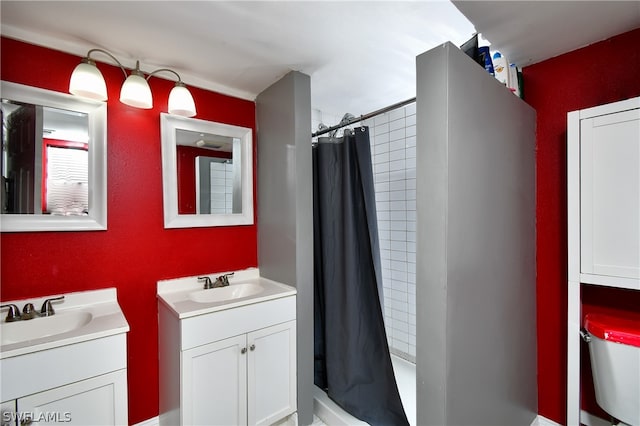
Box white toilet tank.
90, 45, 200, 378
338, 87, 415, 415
585, 313, 640, 426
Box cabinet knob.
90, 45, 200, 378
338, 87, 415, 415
249, 344, 255, 351
241, 347, 247, 354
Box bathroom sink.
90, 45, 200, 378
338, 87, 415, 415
158, 268, 297, 318
1, 310, 93, 346
0, 288, 130, 359
188, 283, 264, 303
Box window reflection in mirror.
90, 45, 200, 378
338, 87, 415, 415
0, 81, 107, 232
1, 99, 89, 216
175, 129, 242, 215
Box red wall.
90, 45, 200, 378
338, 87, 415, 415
523, 27, 640, 423
0, 37, 258, 424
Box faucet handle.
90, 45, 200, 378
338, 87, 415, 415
40, 295, 65, 317
0, 304, 21, 322
218, 272, 234, 286
198, 276, 213, 289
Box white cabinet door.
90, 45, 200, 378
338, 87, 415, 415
182, 334, 247, 426
16, 369, 127, 426
247, 321, 297, 426
580, 107, 640, 280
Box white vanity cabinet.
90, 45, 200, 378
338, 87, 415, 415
0, 289, 130, 426
567, 96, 640, 424
1, 334, 128, 426
158, 284, 297, 426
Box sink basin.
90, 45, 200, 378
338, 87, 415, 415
188, 283, 264, 303
158, 268, 298, 318
1, 311, 93, 346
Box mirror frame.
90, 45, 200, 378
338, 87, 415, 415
0, 81, 107, 232
160, 113, 254, 228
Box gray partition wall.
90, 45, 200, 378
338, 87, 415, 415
416, 42, 537, 425
256, 71, 314, 425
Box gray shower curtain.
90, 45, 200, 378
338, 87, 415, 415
313, 127, 408, 426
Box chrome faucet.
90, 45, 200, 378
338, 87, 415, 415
0, 296, 65, 322
198, 273, 234, 289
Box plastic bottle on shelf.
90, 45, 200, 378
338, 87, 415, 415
492, 51, 509, 86
478, 46, 494, 76
509, 63, 521, 97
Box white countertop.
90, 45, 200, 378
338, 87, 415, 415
0, 288, 130, 359
157, 267, 297, 319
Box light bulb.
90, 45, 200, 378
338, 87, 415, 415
120, 70, 152, 109
69, 59, 108, 101
168, 82, 196, 117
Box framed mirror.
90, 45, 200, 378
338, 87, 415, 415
1, 81, 107, 232
160, 113, 253, 228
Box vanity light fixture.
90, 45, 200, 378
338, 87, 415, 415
69, 48, 196, 117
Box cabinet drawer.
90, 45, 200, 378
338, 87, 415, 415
1, 334, 127, 402
180, 296, 296, 350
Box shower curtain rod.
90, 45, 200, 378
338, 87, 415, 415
312, 97, 416, 138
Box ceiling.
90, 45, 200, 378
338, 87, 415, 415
453, 1, 640, 67
2, 1, 639, 127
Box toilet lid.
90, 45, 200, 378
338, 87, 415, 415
585, 313, 640, 348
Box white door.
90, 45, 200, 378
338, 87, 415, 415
247, 321, 296, 426
182, 334, 247, 426
580, 107, 640, 280
16, 370, 127, 426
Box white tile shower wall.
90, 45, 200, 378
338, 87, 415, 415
208, 162, 233, 214
364, 102, 417, 362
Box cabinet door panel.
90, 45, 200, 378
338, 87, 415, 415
581, 108, 640, 279
183, 334, 247, 426
16, 370, 127, 426
248, 321, 296, 425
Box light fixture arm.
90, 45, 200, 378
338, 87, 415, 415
145, 68, 184, 84
84, 48, 129, 80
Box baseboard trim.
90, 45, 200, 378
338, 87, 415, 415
132, 416, 159, 426
529, 411, 609, 426
531, 414, 562, 426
